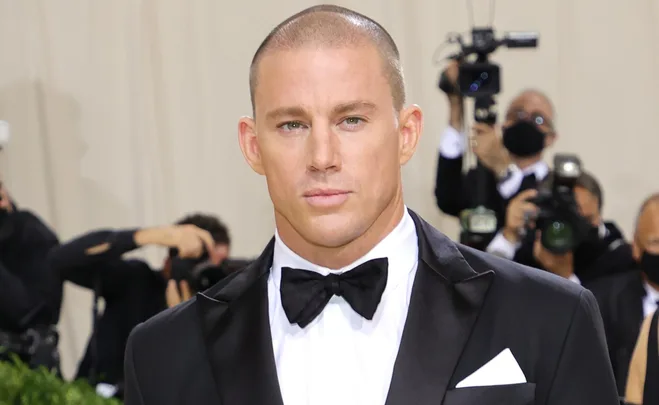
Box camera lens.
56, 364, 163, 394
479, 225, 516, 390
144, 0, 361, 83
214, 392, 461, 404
541, 220, 575, 254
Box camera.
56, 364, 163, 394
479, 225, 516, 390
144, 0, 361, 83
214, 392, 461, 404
169, 247, 251, 293
438, 27, 538, 249
531, 154, 592, 254
439, 28, 539, 124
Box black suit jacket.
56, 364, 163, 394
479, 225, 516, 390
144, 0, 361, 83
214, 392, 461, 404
124, 211, 618, 405
586, 271, 646, 395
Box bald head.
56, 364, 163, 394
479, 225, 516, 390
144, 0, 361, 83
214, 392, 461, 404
636, 193, 659, 234
507, 88, 556, 122
249, 5, 405, 115
632, 193, 659, 262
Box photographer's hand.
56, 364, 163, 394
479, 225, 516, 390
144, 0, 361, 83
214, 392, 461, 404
533, 231, 575, 279
134, 224, 215, 259
503, 189, 538, 244
166, 279, 192, 308
471, 123, 511, 174
443, 61, 464, 131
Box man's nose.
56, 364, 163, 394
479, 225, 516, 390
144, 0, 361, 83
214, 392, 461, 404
307, 125, 341, 173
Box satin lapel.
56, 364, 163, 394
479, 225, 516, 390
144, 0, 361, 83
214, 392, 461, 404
385, 210, 494, 405
196, 238, 284, 405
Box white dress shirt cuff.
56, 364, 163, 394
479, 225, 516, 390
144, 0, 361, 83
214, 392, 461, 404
486, 231, 519, 260
439, 126, 466, 159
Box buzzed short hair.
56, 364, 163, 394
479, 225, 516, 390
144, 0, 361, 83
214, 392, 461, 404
249, 4, 406, 115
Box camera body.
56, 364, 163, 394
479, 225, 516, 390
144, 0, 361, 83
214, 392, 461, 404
530, 154, 592, 254
169, 248, 250, 293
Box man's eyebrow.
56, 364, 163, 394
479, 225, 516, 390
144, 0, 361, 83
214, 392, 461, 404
265, 106, 308, 122
332, 101, 378, 116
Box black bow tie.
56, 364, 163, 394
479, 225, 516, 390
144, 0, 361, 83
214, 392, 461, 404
280, 258, 388, 328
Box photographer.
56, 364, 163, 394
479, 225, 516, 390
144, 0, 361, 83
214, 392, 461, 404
588, 194, 659, 394
487, 169, 634, 284
435, 61, 555, 237
48, 213, 234, 399
0, 183, 61, 370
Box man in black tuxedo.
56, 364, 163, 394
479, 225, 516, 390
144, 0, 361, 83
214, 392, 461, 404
123, 5, 618, 405
588, 193, 659, 394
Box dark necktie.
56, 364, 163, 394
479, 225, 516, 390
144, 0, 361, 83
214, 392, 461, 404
280, 258, 388, 328
520, 172, 538, 192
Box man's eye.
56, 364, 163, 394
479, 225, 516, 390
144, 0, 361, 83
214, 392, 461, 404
342, 117, 365, 127
278, 121, 306, 132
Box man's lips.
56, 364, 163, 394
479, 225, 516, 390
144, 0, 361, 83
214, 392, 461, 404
303, 189, 351, 207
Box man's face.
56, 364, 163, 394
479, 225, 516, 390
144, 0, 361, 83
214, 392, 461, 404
239, 44, 422, 250
634, 202, 659, 260
574, 186, 601, 228
503, 92, 556, 149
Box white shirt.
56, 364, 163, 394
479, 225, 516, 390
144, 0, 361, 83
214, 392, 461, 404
438, 126, 549, 200
643, 282, 659, 318
268, 210, 419, 405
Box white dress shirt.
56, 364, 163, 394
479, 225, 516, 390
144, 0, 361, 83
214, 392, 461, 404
268, 210, 419, 405
438, 126, 549, 200
643, 282, 659, 318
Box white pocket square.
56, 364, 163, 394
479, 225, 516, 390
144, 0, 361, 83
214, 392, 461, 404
455, 348, 527, 388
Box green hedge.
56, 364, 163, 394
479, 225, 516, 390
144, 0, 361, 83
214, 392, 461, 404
0, 356, 122, 405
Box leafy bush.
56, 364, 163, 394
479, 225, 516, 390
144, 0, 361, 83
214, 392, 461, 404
0, 356, 122, 405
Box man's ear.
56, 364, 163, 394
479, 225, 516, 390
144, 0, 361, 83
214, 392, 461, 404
238, 117, 265, 175
398, 105, 423, 165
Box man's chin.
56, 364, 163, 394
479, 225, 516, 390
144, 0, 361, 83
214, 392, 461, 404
302, 214, 366, 248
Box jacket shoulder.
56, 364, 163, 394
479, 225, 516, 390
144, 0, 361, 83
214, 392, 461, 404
458, 244, 585, 302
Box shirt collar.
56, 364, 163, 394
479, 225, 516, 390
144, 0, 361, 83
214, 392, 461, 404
520, 160, 549, 180
271, 208, 418, 292
644, 281, 659, 302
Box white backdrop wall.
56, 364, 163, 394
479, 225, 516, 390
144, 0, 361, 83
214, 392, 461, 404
0, 0, 657, 379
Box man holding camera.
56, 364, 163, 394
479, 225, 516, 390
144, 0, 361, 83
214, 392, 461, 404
588, 194, 659, 394
48, 213, 231, 399
487, 169, 634, 284
435, 61, 555, 244
0, 182, 61, 371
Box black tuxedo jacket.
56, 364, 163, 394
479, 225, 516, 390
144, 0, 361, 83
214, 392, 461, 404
124, 211, 618, 405
586, 271, 646, 394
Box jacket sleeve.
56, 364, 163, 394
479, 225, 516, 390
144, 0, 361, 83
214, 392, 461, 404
48, 228, 143, 297
124, 323, 147, 405
545, 289, 621, 405
435, 154, 467, 217
0, 211, 60, 329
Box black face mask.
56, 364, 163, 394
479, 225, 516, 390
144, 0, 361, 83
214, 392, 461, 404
502, 120, 546, 157
640, 251, 659, 284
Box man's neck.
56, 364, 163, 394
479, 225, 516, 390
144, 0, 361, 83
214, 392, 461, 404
275, 195, 406, 270
512, 153, 543, 171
